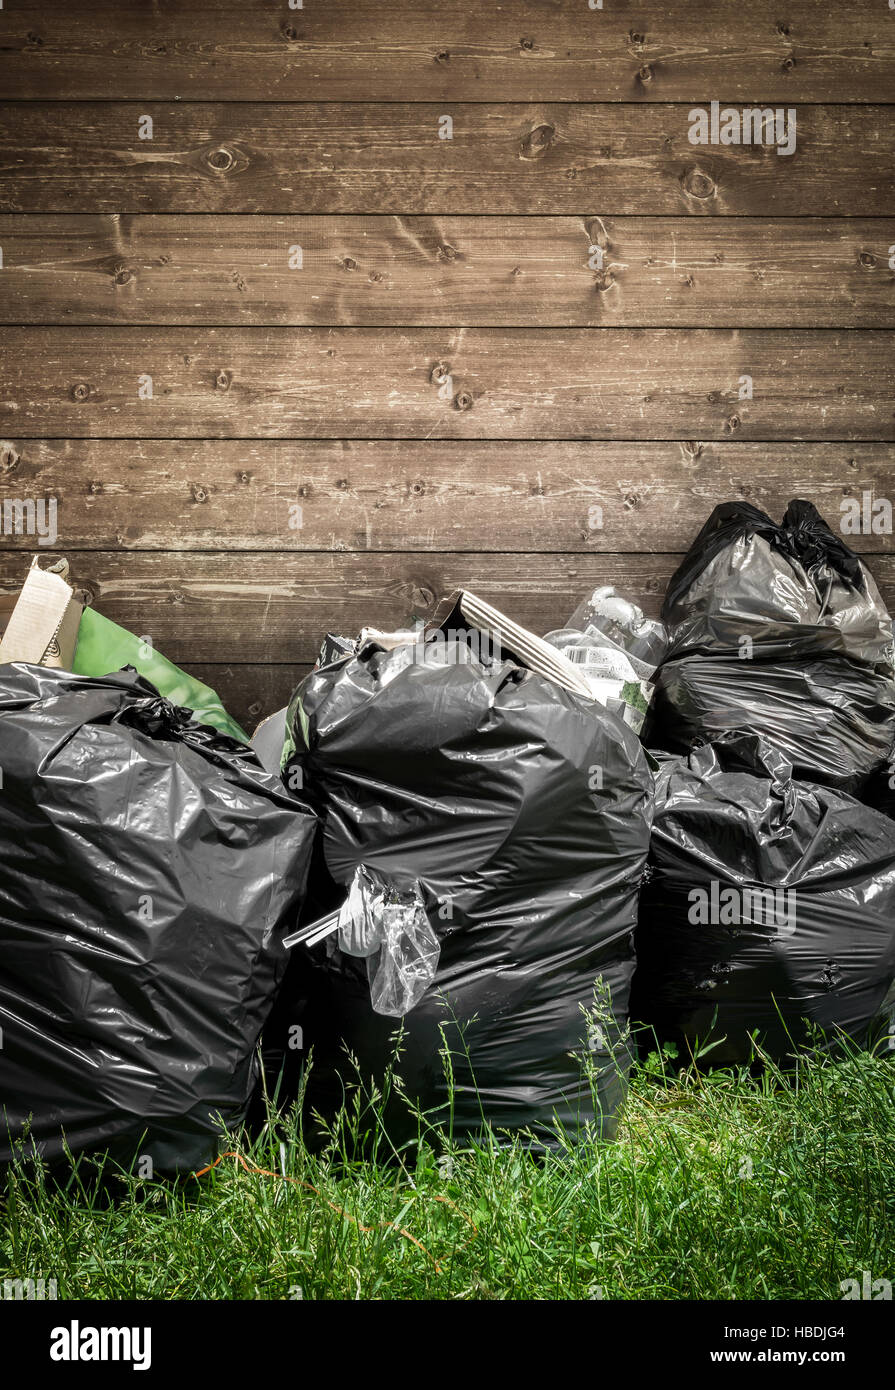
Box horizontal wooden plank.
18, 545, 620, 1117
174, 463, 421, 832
2, 1, 894, 103
3, 550, 894, 667
1, 104, 892, 215
1, 327, 892, 440
0, 439, 892, 553
189, 663, 308, 732
2, 215, 894, 328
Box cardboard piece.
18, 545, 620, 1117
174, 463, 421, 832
425, 589, 595, 700
0, 558, 82, 669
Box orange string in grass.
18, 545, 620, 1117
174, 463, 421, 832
192, 1150, 477, 1275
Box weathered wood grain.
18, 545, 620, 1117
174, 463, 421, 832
189, 663, 309, 731
3, 550, 895, 667
1, 104, 892, 215
1, 327, 891, 440
1, 1, 893, 103
0, 438, 891, 553
2, 215, 894, 328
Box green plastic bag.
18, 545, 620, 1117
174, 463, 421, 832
72, 607, 249, 744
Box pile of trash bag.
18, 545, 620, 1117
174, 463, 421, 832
632, 736, 895, 1064
0, 665, 316, 1172
273, 633, 653, 1148
5, 493, 895, 1169
643, 500, 895, 792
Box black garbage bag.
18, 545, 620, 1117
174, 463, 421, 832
276, 639, 653, 1148
632, 736, 895, 1065
0, 664, 316, 1172
643, 500, 895, 792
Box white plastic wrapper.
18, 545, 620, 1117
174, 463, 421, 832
337, 865, 441, 1016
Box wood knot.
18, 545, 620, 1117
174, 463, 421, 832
434, 50, 450, 64
214, 370, 232, 391
848, 458, 859, 470
26, 31, 44, 46
707, 390, 724, 404
520, 124, 555, 161
281, 22, 300, 42
520, 36, 535, 51
586, 218, 611, 249
628, 31, 645, 51
190, 483, 210, 503
681, 440, 703, 460
859, 251, 878, 270
637, 64, 653, 84
430, 361, 451, 386
593, 270, 615, 292
725, 414, 741, 433
71, 382, 91, 403
681, 168, 717, 201
248, 701, 263, 720
781, 53, 796, 72
437, 243, 460, 262
297, 483, 310, 497
624, 493, 640, 509
409, 480, 425, 496
453, 391, 474, 411
335, 478, 349, 490
410, 585, 435, 608
0, 443, 20, 472
342, 256, 358, 271
683, 273, 695, 287
87, 480, 103, 496
368, 269, 384, 283
776, 22, 791, 38
238, 470, 253, 484
113, 267, 133, 286
207, 147, 235, 173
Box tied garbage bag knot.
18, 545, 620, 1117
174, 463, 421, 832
117, 691, 196, 739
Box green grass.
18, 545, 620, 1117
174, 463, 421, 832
2, 1041, 893, 1301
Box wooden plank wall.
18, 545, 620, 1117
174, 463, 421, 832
0, 1, 893, 730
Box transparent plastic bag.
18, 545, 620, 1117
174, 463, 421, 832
337, 865, 441, 1016
543, 623, 653, 731
567, 585, 667, 678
